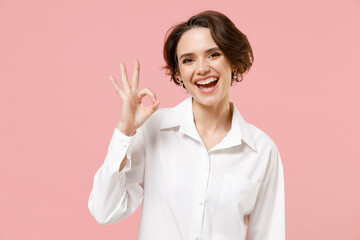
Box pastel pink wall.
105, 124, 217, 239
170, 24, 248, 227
1, 0, 359, 239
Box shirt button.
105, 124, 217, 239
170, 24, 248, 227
120, 141, 128, 148
202, 166, 208, 171
193, 234, 200, 240
198, 201, 204, 206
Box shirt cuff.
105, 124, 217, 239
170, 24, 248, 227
107, 127, 135, 173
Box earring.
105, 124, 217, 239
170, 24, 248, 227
178, 78, 184, 89
232, 69, 238, 80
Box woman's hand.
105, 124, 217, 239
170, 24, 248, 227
109, 59, 161, 136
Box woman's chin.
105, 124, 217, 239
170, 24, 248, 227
191, 94, 228, 110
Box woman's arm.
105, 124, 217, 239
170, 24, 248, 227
246, 146, 285, 240
88, 125, 146, 225
88, 59, 160, 224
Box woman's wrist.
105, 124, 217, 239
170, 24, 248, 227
116, 122, 136, 136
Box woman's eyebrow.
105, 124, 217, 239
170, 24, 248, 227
179, 47, 220, 60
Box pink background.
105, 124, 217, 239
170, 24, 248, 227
1, 0, 359, 239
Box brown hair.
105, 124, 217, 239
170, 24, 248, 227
163, 10, 254, 86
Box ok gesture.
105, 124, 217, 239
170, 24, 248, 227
109, 59, 161, 136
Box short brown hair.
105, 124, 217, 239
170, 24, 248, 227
163, 10, 254, 86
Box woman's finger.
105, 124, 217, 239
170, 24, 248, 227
132, 59, 140, 90
151, 99, 161, 111
109, 75, 126, 99
120, 62, 130, 92
140, 99, 161, 121
138, 87, 157, 102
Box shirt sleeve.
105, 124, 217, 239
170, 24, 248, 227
246, 146, 285, 240
88, 125, 146, 225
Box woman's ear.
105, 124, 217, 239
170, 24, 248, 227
231, 63, 237, 71
175, 71, 181, 80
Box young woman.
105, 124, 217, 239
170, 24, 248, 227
88, 10, 285, 240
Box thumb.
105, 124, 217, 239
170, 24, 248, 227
150, 99, 161, 113
142, 99, 161, 120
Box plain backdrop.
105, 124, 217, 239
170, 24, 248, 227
1, 0, 359, 239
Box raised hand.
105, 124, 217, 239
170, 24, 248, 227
109, 59, 161, 136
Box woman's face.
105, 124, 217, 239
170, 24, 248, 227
176, 27, 234, 108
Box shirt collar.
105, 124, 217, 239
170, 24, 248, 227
159, 96, 257, 152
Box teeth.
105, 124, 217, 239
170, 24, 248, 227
196, 77, 218, 85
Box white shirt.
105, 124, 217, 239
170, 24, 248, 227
88, 96, 285, 240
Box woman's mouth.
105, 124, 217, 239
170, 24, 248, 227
196, 77, 219, 94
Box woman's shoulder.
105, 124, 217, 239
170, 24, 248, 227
143, 98, 189, 131
141, 107, 171, 132
232, 102, 279, 153
147, 107, 171, 123
247, 122, 280, 153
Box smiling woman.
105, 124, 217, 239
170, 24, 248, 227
174, 27, 234, 111
88, 10, 285, 240
163, 11, 254, 86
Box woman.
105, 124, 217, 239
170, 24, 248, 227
88, 10, 285, 240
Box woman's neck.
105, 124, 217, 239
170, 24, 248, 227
192, 97, 233, 135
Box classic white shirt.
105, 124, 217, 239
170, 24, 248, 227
88, 96, 285, 240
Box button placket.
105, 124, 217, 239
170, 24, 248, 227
191, 149, 210, 240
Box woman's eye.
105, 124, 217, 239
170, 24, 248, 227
183, 58, 193, 64
209, 52, 221, 58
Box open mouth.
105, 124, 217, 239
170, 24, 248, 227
196, 77, 219, 90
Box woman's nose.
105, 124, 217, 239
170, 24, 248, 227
196, 59, 210, 75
